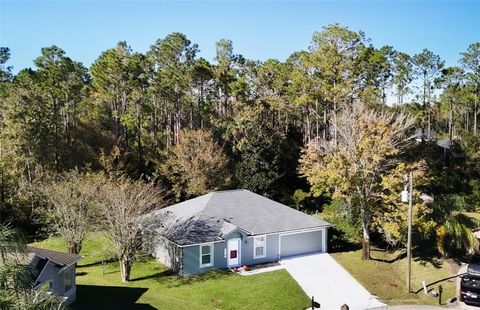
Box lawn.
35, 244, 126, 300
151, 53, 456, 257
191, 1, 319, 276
331, 247, 459, 306
31, 233, 311, 310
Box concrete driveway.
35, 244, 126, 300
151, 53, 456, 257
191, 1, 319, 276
281, 253, 387, 310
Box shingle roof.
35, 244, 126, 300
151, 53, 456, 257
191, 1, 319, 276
27, 246, 82, 266
143, 189, 330, 246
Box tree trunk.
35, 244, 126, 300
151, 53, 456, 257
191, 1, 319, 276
68, 242, 81, 254
449, 98, 454, 144
333, 100, 338, 146
474, 96, 478, 136
323, 107, 327, 140
306, 107, 311, 144
361, 207, 370, 260
362, 224, 370, 260
136, 101, 143, 172
120, 258, 131, 282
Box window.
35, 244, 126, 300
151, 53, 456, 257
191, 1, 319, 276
254, 236, 266, 258
64, 268, 73, 293
200, 243, 214, 268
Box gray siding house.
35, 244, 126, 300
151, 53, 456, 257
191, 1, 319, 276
142, 189, 330, 275
27, 247, 82, 306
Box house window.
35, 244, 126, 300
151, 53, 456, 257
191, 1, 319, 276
254, 236, 266, 258
200, 243, 214, 268
64, 268, 73, 293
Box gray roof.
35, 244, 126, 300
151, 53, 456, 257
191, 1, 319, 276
143, 189, 330, 246
28, 246, 82, 266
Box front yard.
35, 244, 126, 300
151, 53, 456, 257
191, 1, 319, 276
32, 232, 462, 308
332, 248, 459, 306
31, 233, 310, 310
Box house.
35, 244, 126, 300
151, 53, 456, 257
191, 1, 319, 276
142, 189, 330, 275
27, 246, 82, 306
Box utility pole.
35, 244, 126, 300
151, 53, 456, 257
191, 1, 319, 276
406, 171, 413, 292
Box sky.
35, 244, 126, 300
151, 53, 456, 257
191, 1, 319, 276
0, 1, 479, 74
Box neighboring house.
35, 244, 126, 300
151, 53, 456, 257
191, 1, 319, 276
411, 128, 437, 143
27, 246, 82, 306
142, 189, 330, 275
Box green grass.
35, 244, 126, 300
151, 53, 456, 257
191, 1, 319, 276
331, 248, 458, 306
31, 233, 310, 310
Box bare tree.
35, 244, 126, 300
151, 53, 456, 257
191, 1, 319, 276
99, 176, 164, 282
42, 170, 101, 254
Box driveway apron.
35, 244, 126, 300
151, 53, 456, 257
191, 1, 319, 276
281, 253, 387, 310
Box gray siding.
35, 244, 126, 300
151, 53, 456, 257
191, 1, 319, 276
280, 230, 323, 258
182, 242, 227, 275
36, 261, 64, 293
151, 236, 182, 272
176, 228, 327, 275
242, 234, 279, 265
35, 260, 77, 306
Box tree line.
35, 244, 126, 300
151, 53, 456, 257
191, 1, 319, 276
0, 24, 479, 262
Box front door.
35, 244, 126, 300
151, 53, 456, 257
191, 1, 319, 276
227, 238, 240, 268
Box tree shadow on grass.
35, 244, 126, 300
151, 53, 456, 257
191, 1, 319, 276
70, 285, 155, 310
131, 268, 233, 288
413, 246, 443, 269
78, 257, 118, 268
369, 250, 407, 263
130, 269, 177, 282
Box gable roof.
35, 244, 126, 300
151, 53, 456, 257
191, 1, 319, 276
28, 246, 82, 267
143, 189, 330, 246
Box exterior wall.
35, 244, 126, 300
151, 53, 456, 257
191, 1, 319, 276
62, 264, 77, 306
279, 229, 324, 258
178, 227, 328, 275
151, 236, 182, 272
242, 234, 279, 266
35, 261, 77, 306
36, 261, 64, 295
182, 242, 227, 275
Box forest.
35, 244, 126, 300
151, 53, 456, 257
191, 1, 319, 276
0, 24, 479, 261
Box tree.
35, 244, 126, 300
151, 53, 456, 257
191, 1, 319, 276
41, 170, 101, 254
160, 130, 230, 201
460, 42, 480, 136
0, 47, 12, 85
0, 223, 61, 309
377, 162, 436, 246
392, 51, 414, 105
0, 70, 50, 224
91, 42, 148, 173
436, 66, 466, 143
436, 213, 480, 257
34, 46, 89, 170
299, 102, 415, 259
309, 24, 365, 145
147, 33, 198, 147
98, 177, 163, 282
413, 49, 444, 139
214, 39, 237, 117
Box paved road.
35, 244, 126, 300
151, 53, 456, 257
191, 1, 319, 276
388, 306, 444, 310
281, 253, 387, 310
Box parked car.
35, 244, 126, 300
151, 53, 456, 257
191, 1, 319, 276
460, 263, 480, 306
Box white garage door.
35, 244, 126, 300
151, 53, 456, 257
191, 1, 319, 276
280, 230, 323, 258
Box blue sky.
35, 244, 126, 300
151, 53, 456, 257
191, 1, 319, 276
0, 1, 479, 73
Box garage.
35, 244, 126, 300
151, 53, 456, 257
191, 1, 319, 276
279, 229, 324, 258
